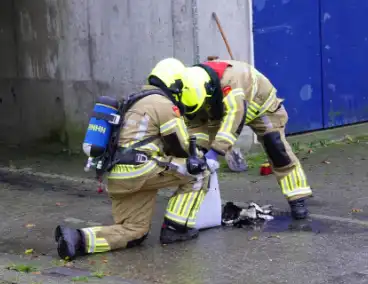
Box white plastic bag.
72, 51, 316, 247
194, 171, 222, 230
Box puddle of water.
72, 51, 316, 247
231, 215, 323, 234
262, 215, 323, 234
235, 214, 368, 235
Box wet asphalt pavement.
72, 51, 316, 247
0, 142, 367, 283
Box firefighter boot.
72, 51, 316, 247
55, 225, 86, 260
288, 197, 309, 220
160, 218, 199, 245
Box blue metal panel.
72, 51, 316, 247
252, 0, 324, 134
320, 0, 368, 127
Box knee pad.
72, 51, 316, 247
126, 232, 148, 248
263, 131, 291, 168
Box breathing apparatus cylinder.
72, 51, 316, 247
82, 96, 120, 158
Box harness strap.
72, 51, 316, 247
108, 135, 159, 169
91, 111, 121, 125
114, 136, 179, 171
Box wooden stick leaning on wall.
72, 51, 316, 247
210, 12, 249, 172
212, 12, 235, 60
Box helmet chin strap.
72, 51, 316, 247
174, 93, 186, 115
148, 75, 186, 115
167, 79, 186, 115
193, 64, 224, 121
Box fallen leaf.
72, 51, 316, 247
25, 249, 34, 255
89, 260, 96, 265
345, 135, 354, 142
249, 236, 258, 241
25, 224, 35, 229
322, 160, 331, 164
268, 235, 281, 239
352, 208, 363, 213
64, 261, 74, 268
92, 271, 105, 278
31, 271, 41, 275
100, 256, 108, 263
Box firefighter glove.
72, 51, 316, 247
205, 149, 220, 173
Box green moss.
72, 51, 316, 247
246, 152, 268, 169
37, 127, 66, 145
92, 271, 105, 278
355, 134, 368, 142
7, 263, 38, 273
219, 157, 228, 169
71, 276, 89, 282
243, 131, 368, 172
63, 119, 87, 154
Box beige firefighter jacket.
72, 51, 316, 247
185, 60, 282, 156
109, 85, 191, 179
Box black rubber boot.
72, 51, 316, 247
288, 197, 309, 220
160, 219, 199, 245
55, 225, 86, 261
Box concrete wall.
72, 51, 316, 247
0, 0, 254, 151
0, 0, 65, 145
0, 0, 21, 144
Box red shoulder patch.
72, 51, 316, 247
222, 85, 232, 97
172, 105, 181, 117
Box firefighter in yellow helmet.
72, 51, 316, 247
178, 59, 313, 220
54, 58, 212, 260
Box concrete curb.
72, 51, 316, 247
0, 166, 97, 186
0, 166, 176, 198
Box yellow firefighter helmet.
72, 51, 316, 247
148, 58, 186, 93
180, 66, 211, 114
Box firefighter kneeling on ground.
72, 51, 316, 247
179, 59, 313, 219
54, 58, 218, 261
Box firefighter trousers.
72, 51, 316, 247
79, 159, 210, 255
248, 100, 313, 201
186, 99, 312, 200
